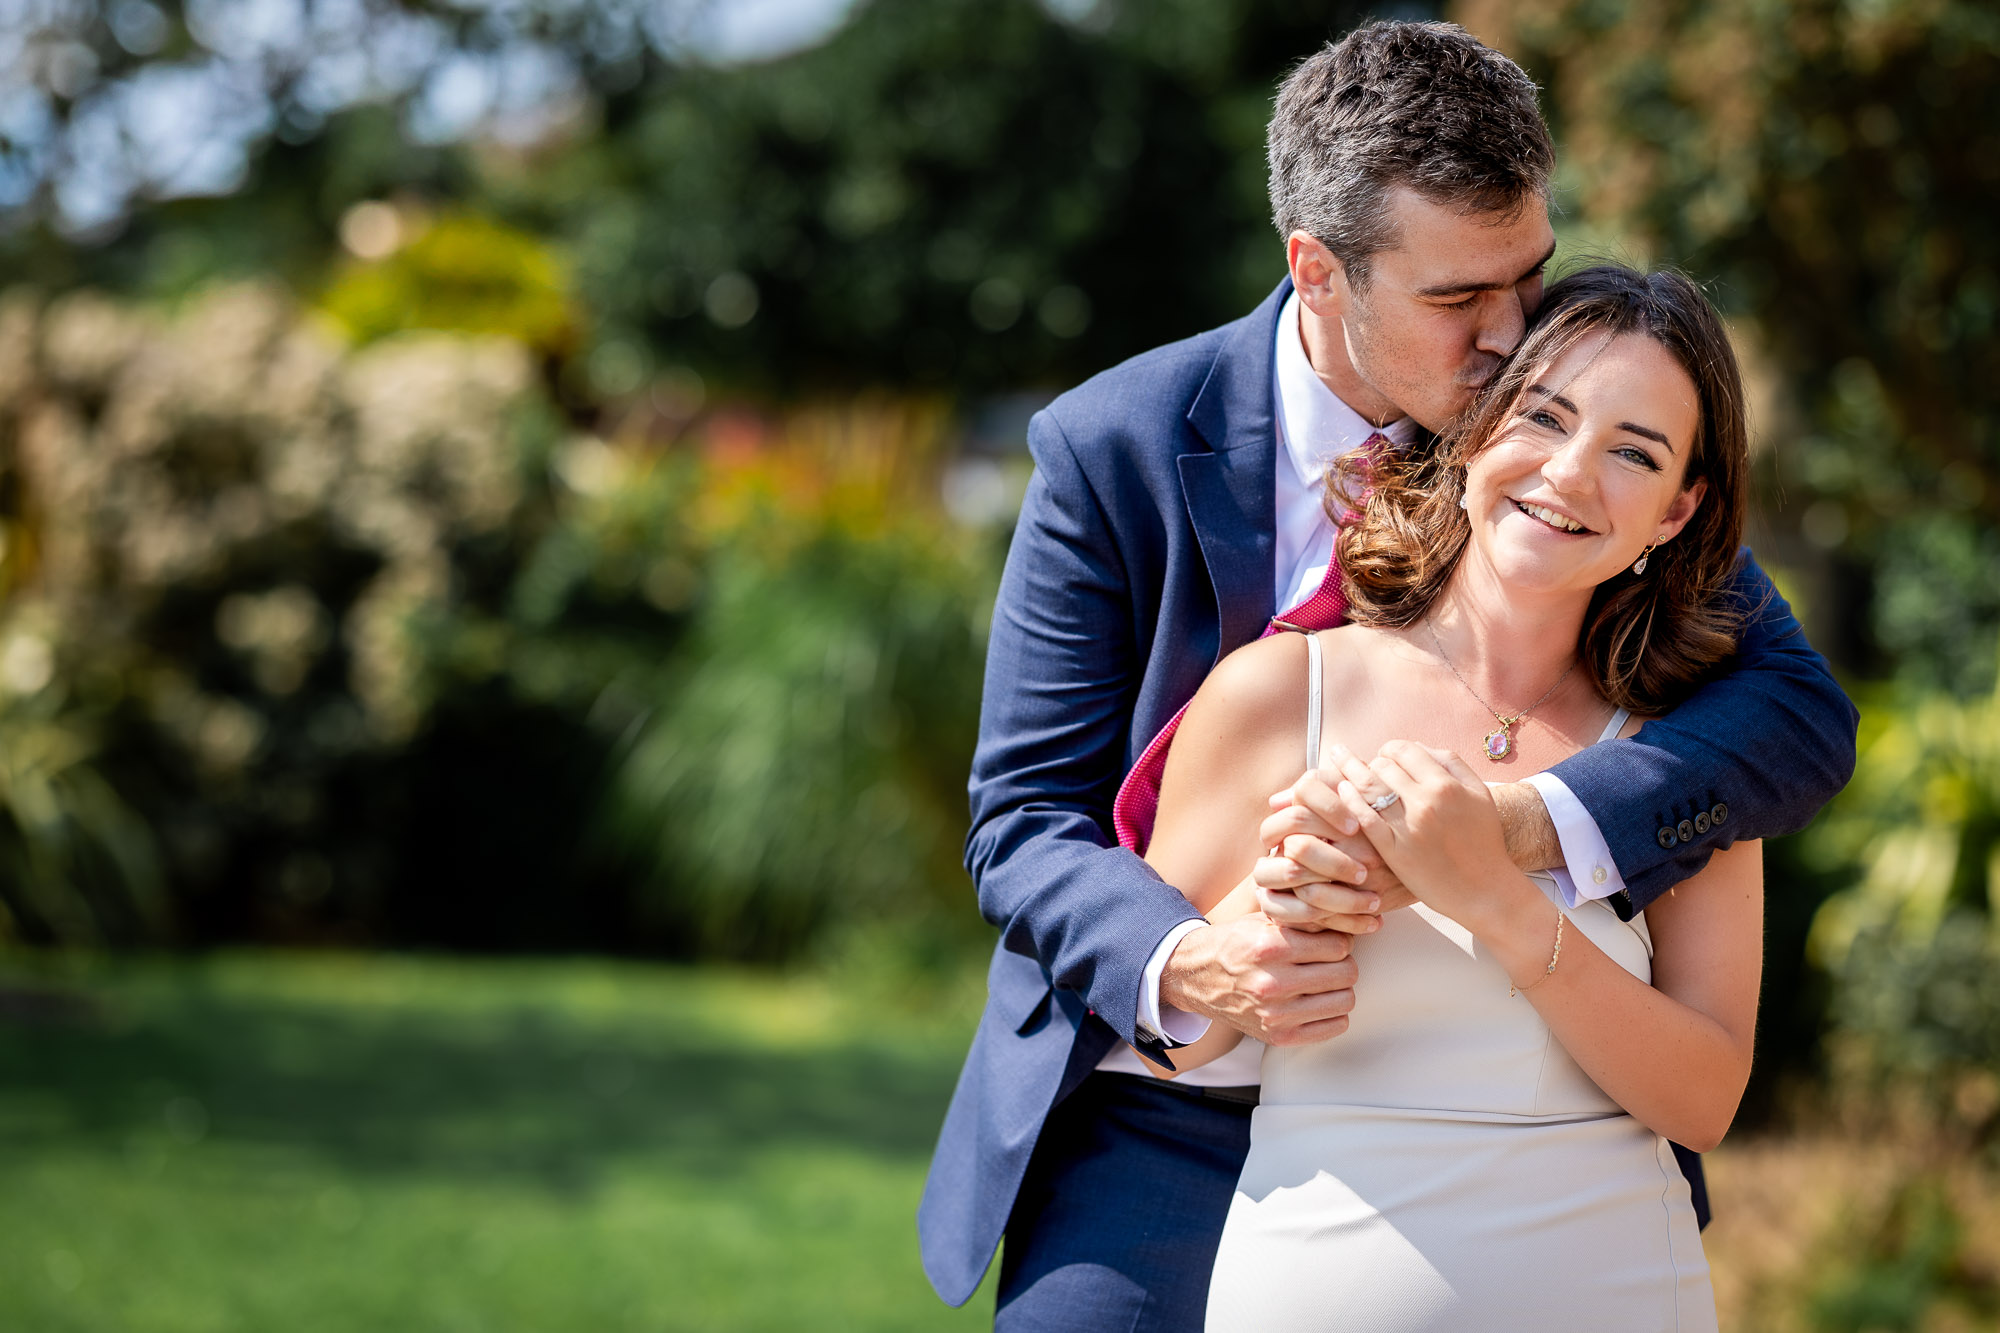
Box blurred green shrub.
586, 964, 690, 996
1802, 670, 2000, 1140
320, 210, 576, 356
0, 283, 998, 958
1806, 1173, 2000, 1333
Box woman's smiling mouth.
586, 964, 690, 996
1511, 498, 1595, 534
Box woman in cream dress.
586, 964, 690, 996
1142, 267, 1764, 1332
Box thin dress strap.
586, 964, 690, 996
1597, 707, 1631, 744
1304, 632, 1324, 773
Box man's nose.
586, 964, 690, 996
1474, 289, 1529, 358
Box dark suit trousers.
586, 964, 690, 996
996, 1073, 1252, 1332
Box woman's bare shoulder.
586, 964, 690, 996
1180, 631, 1312, 739
1159, 632, 1317, 823
1180, 624, 1399, 745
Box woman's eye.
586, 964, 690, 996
1619, 446, 1662, 471
1529, 409, 1562, 430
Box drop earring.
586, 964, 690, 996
1632, 540, 1660, 575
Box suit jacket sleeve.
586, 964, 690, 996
1546, 550, 1859, 914
964, 409, 1203, 1059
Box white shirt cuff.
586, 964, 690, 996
1137, 919, 1212, 1045
1519, 772, 1628, 908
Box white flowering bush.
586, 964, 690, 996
0, 281, 553, 941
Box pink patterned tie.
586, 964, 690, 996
1110, 434, 1384, 855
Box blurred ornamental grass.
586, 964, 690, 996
530, 396, 996, 960
0, 636, 167, 946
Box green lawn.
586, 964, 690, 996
0, 952, 998, 1332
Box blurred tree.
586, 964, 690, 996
513, 0, 1298, 395
3, 0, 1407, 396
1459, 0, 2000, 691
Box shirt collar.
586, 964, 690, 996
1273, 289, 1420, 490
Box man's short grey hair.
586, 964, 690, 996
1268, 21, 1555, 289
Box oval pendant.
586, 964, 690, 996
1484, 728, 1512, 760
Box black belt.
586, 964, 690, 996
1102, 1070, 1260, 1107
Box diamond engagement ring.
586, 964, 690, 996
1368, 792, 1401, 812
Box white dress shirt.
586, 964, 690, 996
1097, 291, 1627, 1086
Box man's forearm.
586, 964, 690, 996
1493, 781, 1562, 873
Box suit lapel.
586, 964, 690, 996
1179, 278, 1289, 659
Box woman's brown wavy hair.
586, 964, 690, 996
1331, 265, 1749, 715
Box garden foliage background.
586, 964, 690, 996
1, 0, 1998, 1327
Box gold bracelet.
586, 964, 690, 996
1510, 907, 1565, 998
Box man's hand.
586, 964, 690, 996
1158, 915, 1358, 1046
1257, 769, 1416, 927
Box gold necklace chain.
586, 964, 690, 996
1426, 621, 1577, 761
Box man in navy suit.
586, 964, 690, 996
919, 20, 1857, 1331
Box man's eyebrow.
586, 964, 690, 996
1416, 239, 1559, 299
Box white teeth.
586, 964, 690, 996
1518, 501, 1585, 533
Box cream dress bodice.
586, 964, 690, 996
1204, 632, 1715, 1333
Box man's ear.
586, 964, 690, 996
1657, 478, 1707, 542
1287, 232, 1352, 319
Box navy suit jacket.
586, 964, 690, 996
917, 278, 1859, 1306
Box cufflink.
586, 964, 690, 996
1592, 865, 1608, 885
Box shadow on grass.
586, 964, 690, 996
0, 972, 967, 1195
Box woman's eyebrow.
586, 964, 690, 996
1524, 384, 1577, 414
1527, 384, 1677, 453
1620, 421, 1674, 451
